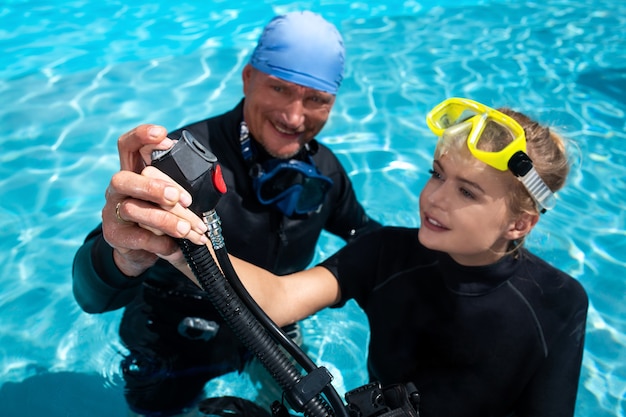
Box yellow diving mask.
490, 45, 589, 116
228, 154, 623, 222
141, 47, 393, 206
426, 97, 556, 213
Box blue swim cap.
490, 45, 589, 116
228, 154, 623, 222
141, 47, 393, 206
249, 11, 345, 94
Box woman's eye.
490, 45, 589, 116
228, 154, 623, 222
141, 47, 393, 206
460, 188, 475, 199
428, 168, 442, 180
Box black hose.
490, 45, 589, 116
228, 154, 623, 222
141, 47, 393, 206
179, 239, 335, 417
150, 132, 348, 416
214, 248, 315, 368
214, 248, 349, 417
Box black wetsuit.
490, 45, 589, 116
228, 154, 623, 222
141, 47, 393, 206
320, 226, 588, 417
72, 100, 380, 415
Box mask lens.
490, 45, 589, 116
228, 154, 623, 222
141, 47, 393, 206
254, 159, 333, 216
296, 177, 333, 212
473, 118, 517, 153
259, 169, 303, 201
433, 102, 481, 130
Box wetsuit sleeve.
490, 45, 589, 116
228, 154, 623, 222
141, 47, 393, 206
515, 282, 588, 417
72, 224, 143, 314
319, 227, 418, 308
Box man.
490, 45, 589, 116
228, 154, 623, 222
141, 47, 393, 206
72, 11, 380, 417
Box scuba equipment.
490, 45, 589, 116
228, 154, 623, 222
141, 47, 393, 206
344, 382, 420, 417
250, 156, 333, 217
152, 130, 343, 416
426, 97, 555, 213
240, 122, 334, 217
152, 130, 419, 417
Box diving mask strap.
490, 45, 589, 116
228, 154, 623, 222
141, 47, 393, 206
239, 121, 254, 162
508, 151, 556, 213
239, 121, 264, 177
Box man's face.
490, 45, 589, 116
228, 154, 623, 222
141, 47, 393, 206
242, 65, 336, 159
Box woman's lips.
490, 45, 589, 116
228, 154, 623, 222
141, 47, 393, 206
423, 213, 449, 231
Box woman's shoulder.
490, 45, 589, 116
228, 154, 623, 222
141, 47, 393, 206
517, 249, 588, 310
362, 225, 421, 242
353, 226, 432, 261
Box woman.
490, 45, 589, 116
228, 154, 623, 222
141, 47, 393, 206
156, 98, 588, 417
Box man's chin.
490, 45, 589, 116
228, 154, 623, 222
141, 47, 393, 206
263, 142, 305, 159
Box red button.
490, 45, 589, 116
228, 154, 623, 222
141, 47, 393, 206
212, 164, 227, 194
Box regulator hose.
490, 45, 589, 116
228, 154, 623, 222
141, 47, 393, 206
152, 130, 349, 416
179, 238, 335, 416
211, 230, 348, 417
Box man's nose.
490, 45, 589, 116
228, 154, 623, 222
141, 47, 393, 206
280, 99, 305, 129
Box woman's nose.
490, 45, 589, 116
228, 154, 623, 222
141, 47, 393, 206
426, 181, 450, 208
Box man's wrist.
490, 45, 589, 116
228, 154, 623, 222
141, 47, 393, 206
91, 235, 148, 287
111, 247, 155, 278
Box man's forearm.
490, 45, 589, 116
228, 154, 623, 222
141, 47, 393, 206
72, 231, 142, 313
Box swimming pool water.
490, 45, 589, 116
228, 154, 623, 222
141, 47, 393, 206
1, 0, 625, 416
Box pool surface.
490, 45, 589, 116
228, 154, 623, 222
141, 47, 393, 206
1, 1, 625, 416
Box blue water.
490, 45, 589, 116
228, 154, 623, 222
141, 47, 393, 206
1, 0, 625, 416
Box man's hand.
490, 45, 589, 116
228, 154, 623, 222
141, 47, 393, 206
102, 125, 208, 277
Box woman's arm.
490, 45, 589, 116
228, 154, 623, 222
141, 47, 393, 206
232, 258, 341, 326
173, 251, 341, 327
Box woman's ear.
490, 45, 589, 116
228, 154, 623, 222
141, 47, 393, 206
505, 212, 539, 241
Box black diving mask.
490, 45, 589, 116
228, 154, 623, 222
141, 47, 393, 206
251, 156, 333, 217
